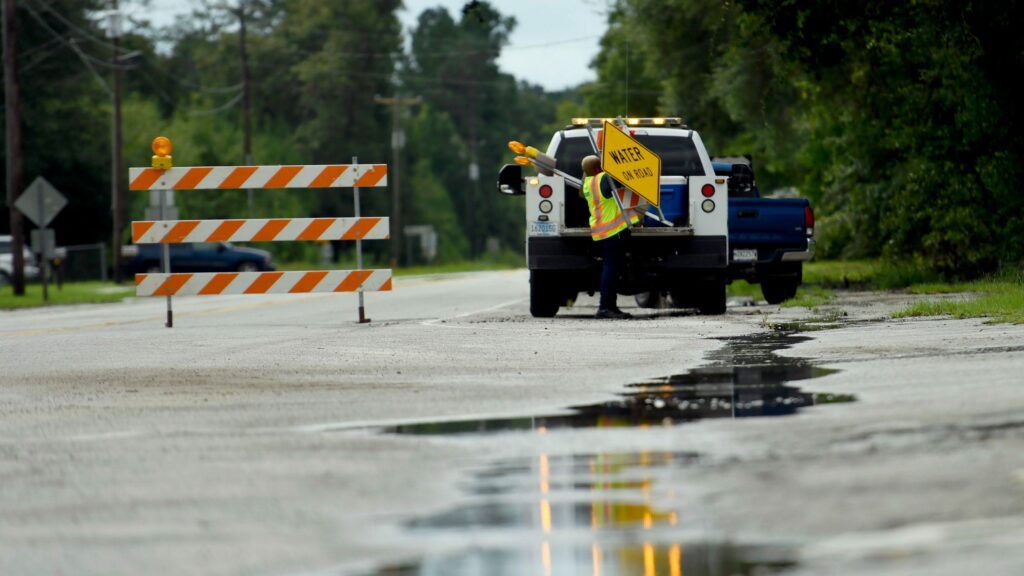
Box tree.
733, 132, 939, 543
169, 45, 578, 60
2, 0, 117, 247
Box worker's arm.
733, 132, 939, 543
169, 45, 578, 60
600, 174, 615, 199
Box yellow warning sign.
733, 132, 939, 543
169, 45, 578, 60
601, 120, 661, 206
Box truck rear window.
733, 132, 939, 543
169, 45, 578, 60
554, 135, 705, 179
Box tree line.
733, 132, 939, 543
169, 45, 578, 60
584, 0, 1023, 276
1, 0, 562, 267
3, 0, 1020, 277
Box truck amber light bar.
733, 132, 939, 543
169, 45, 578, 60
570, 117, 683, 127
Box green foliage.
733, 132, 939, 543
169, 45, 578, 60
591, 0, 1024, 277
403, 2, 534, 258
0, 281, 133, 310
1, 0, 112, 246
893, 273, 1024, 324
6, 0, 575, 271
405, 106, 470, 263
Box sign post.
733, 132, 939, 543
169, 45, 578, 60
353, 155, 369, 323
159, 186, 173, 327
14, 176, 67, 302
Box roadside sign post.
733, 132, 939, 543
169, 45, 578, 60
14, 176, 68, 302
29, 228, 54, 300
38, 187, 48, 301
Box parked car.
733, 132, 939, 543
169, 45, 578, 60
0, 235, 40, 286
120, 242, 275, 275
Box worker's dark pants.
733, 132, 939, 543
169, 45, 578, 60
598, 233, 626, 311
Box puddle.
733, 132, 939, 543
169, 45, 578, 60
372, 541, 795, 575
367, 452, 796, 576
368, 332, 844, 575
386, 332, 853, 436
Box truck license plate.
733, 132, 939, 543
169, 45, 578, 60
733, 249, 758, 262
529, 221, 559, 236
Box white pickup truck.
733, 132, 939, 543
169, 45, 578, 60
498, 117, 729, 317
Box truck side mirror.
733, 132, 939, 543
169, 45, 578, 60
497, 164, 525, 196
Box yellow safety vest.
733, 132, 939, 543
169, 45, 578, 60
583, 172, 630, 241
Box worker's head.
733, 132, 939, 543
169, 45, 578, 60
581, 155, 601, 177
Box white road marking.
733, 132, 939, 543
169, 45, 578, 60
420, 297, 525, 327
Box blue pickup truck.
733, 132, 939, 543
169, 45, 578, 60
713, 157, 814, 304
632, 156, 813, 307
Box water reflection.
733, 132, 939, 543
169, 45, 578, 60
377, 450, 794, 576
370, 332, 837, 575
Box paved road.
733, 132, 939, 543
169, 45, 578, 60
2, 271, 1023, 575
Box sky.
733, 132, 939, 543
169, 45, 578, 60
136, 1, 610, 92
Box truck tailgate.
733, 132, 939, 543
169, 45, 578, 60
730, 197, 808, 248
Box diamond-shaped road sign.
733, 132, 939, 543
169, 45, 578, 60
601, 120, 662, 206
14, 176, 67, 227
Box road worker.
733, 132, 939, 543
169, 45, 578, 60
581, 155, 632, 319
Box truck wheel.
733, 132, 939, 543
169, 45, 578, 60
530, 270, 560, 318
634, 291, 663, 308
761, 279, 799, 304
697, 281, 727, 315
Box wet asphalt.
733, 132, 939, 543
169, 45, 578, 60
1, 270, 1023, 576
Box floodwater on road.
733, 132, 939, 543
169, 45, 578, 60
384, 332, 852, 435
366, 332, 852, 575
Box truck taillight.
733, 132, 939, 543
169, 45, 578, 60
539, 184, 553, 198
701, 184, 715, 198
805, 206, 815, 236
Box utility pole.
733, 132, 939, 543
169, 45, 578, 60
374, 95, 421, 268
237, 2, 253, 215
3, 0, 25, 295
110, 0, 125, 283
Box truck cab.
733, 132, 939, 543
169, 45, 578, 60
498, 117, 729, 317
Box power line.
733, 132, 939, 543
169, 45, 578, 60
17, 32, 62, 59
22, 3, 134, 70
135, 65, 243, 117
186, 89, 243, 116
30, 0, 112, 52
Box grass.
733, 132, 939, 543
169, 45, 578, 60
801, 259, 944, 290
726, 280, 761, 299
0, 281, 134, 310
892, 274, 1024, 324
729, 279, 835, 309
781, 286, 834, 308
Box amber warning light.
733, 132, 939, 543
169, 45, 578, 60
151, 136, 173, 170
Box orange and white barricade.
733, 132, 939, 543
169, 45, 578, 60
129, 164, 387, 191
129, 137, 390, 327
135, 270, 392, 297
